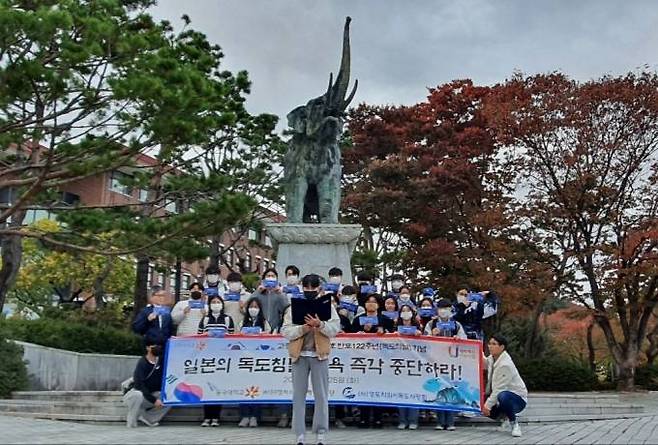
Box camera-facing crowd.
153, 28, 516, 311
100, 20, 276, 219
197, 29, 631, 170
125, 265, 527, 444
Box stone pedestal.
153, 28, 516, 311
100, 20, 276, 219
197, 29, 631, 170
266, 223, 362, 283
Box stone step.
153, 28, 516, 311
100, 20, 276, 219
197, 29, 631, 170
11, 391, 123, 402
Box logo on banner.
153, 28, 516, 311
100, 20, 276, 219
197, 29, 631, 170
244, 385, 261, 398
342, 387, 356, 399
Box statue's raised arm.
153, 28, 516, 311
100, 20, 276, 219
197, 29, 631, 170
284, 17, 358, 224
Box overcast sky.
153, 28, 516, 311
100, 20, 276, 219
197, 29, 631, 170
151, 0, 658, 127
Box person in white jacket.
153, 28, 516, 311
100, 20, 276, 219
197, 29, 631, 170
171, 283, 207, 336
281, 274, 340, 445
482, 334, 528, 438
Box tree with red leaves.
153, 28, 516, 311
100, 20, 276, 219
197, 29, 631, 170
486, 72, 658, 389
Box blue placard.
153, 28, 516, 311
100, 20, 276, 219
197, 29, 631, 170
339, 301, 359, 313
398, 325, 417, 336
467, 292, 484, 303
224, 292, 241, 302
188, 300, 205, 309
436, 320, 456, 332
205, 287, 219, 297
359, 316, 379, 326
283, 285, 303, 298
241, 326, 262, 335
360, 284, 377, 295
263, 279, 278, 289
382, 311, 398, 320
207, 328, 226, 338
419, 308, 436, 318
153, 306, 171, 316
324, 283, 340, 293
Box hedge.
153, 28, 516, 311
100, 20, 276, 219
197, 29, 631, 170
516, 357, 597, 391
636, 364, 658, 390
0, 333, 29, 398
0, 318, 143, 356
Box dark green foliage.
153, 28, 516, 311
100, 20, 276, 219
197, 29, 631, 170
635, 364, 658, 390
0, 318, 142, 355
0, 332, 29, 398
516, 357, 597, 391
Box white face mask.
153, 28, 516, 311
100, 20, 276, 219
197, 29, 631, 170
329, 276, 342, 284
228, 282, 241, 292
340, 294, 355, 303
438, 308, 452, 318
210, 303, 223, 313
399, 293, 411, 301
206, 274, 219, 284
392, 280, 403, 290
286, 275, 299, 285
400, 311, 413, 321
248, 307, 260, 318
457, 294, 468, 304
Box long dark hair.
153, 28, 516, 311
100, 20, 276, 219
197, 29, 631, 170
397, 304, 420, 327
242, 296, 267, 329
208, 296, 226, 317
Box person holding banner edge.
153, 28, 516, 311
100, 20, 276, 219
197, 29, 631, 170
281, 273, 341, 445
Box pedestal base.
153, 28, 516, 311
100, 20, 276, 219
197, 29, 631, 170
266, 223, 362, 283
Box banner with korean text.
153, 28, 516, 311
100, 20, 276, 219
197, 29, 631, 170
161, 333, 484, 412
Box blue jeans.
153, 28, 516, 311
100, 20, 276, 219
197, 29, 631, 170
239, 404, 261, 419
436, 410, 454, 428
489, 391, 526, 422
398, 407, 419, 425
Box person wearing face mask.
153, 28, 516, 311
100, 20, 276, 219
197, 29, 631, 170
223, 271, 250, 330
387, 273, 405, 298
325, 267, 343, 294
283, 265, 302, 301
203, 266, 224, 298
123, 334, 170, 428
171, 283, 207, 336
395, 304, 421, 430
251, 268, 288, 333
453, 287, 485, 340
281, 274, 341, 445
336, 285, 365, 323
197, 296, 234, 427
416, 297, 437, 334
425, 298, 466, 431
383, 296, 400, 327
237, 297, 270, 428
396, 285, 416, 309
355, 271, 375, 307
132, 290, 174, 347
352, 294, 394, 429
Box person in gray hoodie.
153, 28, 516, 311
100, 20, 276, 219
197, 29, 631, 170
250, 268, 288, 333
482, 334, 528, 438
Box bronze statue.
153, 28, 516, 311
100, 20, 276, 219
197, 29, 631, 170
284, 17, 358, 224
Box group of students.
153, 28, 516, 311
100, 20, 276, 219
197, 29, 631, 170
128, 265, 527, 441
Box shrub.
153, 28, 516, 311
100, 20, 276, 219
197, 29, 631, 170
0, 333, 29, 398
635, 364, 658, 390
0, 317, 142, 356
516, 356, 597, 391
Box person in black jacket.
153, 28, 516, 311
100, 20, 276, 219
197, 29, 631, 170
123, 334, 170, 428
132, 290, 174, 346
453, 287, 485, 340
352, 294, 394, 428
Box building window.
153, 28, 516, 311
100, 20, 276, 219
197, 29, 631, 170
109, 171, 133, 196
183, 274, 191, 289
169, 271, 177, 289
263, 259, 269, 271
24, 209, 52, 225
165, 199, 182, 214
157, 271, 165, 286
148, 266, 154, 285
138, 189, 149, 202
255, 256, 262, 273
245, 253, 252, 271
265, 235, 272, 248
248, 228, 258, 241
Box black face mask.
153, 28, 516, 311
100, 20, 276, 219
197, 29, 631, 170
304, 290, 318, 299
150, 345, 162, 356
190, 291, 202, 300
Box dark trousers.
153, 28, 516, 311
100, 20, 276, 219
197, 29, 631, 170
489, 391, 526, 422
203, 404, 222, 420
359, 405, 385, 425
239, 404, 261, 419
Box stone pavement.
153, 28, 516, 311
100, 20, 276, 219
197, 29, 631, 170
2, 414, 658, 444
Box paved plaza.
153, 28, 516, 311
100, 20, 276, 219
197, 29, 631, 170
3, 414, 658, 444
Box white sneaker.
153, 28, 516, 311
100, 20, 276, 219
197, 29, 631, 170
138, 415, 159, 427
397, 423, 407, 430
277, 413, 289, 428
498, 418, 511, 432
316, 432, 326, 445
409, 423, 418, 430
200, 419, 211, 427
435, 424, 444, 430
210, 419, 219, 427
335, 418, 347, 429
446, 425, 456, 431
238, 417, 249, 427
296, 434, 305, 445
249, 416, 258, 427
512, 422, 522, 437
